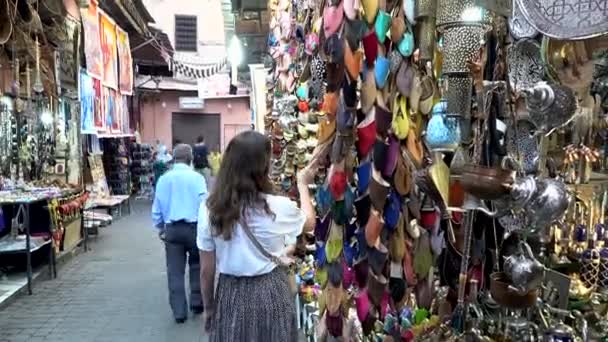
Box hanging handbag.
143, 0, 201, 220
240, 220, 298, 296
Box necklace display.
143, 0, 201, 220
0, 99, 16, 171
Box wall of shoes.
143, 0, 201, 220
101, 138, 131, 196
130, 143, 153, 199
266, 0, 608, 340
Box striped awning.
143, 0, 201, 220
172, 58, 228, 79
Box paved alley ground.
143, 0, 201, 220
0, 202, 206, 342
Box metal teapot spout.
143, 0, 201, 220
462, 194, 499, 217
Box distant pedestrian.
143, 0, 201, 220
197, 131, 318, 341
192, 135, 211, 186
152, 144, 207, 324
152, 144, 172, 189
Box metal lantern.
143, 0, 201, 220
445, 76, 473, 115
581, 249, 600, 289
436, 0, 492, 31
441, 26, 487, 75
436, 0, 492, 76
600, 248, 608, 289
444, 76, 473, 142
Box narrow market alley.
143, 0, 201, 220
0, 203, 206, 342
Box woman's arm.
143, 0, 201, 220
297, 181, 316, 232
297, 138, 333, 232
200, 250, 216, 330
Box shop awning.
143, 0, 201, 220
132, 27, 174, 77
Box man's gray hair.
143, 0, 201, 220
173, 144, 193, 164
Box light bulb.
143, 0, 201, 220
40, 110, 53, 125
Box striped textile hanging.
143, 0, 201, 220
172, 57, 228, 79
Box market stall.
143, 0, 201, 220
0, 0, 87, 298
79, 0, 138, 224
266, 0, 608, 340
0, 183, 86, 294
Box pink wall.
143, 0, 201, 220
139, 90, 251, 150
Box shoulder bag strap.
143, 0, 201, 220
240, 219, 283, 266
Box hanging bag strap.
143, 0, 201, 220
240, 220, 286, 266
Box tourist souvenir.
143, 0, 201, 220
362, 0, 379, 24
374, 10, 391, 44
507, 39, 544, 92
397, 29, 414, 57
390, 12, 406, 43
362, 30, 379, 66
402, 0, 415, 25
523, 82, 578, 135
503, 241, 545, 294
506, 119, 539, 174
460, 165, 515, 200
425, 106, 460, 152
515, 0, 608, 39
375, 56, 391, 89
344, 0, 360, 20
323, 1, 344, 37
391, 95, 409, 140
508, 1, 538, 40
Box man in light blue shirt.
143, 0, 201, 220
152, 144, 207, 324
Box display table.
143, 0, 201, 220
85, 195, 131, 217
0, 187, 85, 294
83, 195, 130, 243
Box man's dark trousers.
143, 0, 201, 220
164, 221, 202, 320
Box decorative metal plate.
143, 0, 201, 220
507, 119, 539, 175
508, 1, 539, 40
507, 39, 544, 93
515, 0, 608, 40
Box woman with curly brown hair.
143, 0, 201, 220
197, 130, 323, 341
